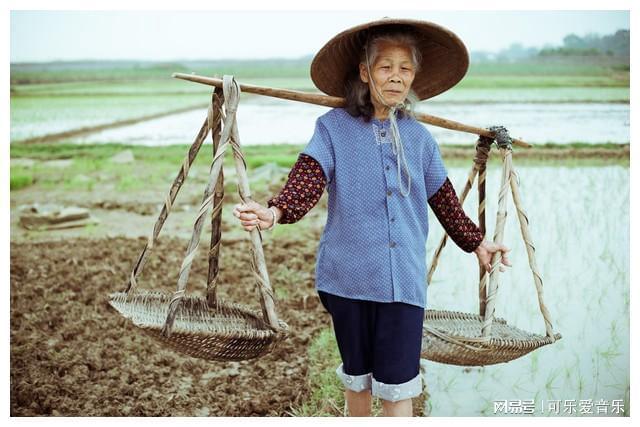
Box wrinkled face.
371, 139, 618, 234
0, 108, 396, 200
359, 41, 417, 112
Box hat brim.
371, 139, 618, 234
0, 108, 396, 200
310, 18, 469, 101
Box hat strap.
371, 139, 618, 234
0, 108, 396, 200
365, 39, 412, 197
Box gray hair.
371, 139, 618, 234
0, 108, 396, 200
344, 29, 422, 121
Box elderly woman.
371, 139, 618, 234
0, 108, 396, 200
233, 18, 510, 417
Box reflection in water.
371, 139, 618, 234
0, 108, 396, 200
75, 98, 630, 147
422, 166, 629, 416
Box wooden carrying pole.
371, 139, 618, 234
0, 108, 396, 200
173, 73, 532, 149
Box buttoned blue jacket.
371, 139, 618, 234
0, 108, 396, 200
301, 107, 448, 308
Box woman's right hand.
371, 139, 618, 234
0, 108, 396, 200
232, 201, 275, 232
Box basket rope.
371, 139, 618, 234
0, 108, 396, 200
423, 127, 559, 363
206, 88, 225, 306
479, 146, 511, 337
161, 75, 281, 337
427, 139, 491, 285
125, 91, 225, 294
110, 76, 288, 361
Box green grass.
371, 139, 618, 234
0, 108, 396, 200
289, 327, 422, 416
9, 142, 629, 195
457, 75, 628, 89
9, 142, 303, 172
10, 169, 34, 190
288, 328, 345, 416
432, 87, 629, 103
11, 57, 628, 84
10, 59, 313, 84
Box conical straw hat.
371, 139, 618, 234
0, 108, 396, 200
310, 17, 469, 101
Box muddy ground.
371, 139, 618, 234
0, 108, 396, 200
10, 227, 330, 416
9, 159, 343, 417
10, 177, 431, 416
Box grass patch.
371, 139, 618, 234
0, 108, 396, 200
290, 327, 422, 417
289, 328, 345, 416
10, 168, 34, 190
9, 142, 628, 197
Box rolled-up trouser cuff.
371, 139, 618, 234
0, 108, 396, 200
371, 372, 422, 402
335, 363, 372, 392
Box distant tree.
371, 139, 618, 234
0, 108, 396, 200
601, 29, 630, 56
469, 28, 628, 62
563, 34, 586, 49
557, 29, 629, 56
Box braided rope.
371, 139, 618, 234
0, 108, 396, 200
205, 88, 225, 306
475, 137, 492, 235
424, 127, 558, 352
222, 76, 280, 329
125, 95, 220, 294
426, 137, 491, 286
161, 75, 282, 337
161, 83, 241, 337
509, 162, 557, 341
480, 147, 512, 337
475, 136, 492, 316
249, 247, 275, 303
207, 195, 224, 261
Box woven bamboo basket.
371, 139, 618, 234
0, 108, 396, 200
109, 291, 289, 361
109, 77, 289, 362
421, 133, 561, 366
421, 309, 561, 366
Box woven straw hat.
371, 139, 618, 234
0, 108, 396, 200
310, 17, 469, 101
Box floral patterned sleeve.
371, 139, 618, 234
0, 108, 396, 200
266, 153, 326, 224
428, 177, 484, 253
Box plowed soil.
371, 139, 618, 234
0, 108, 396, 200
10, 231, 329, 416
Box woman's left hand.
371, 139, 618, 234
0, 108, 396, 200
473, 240, 512, 272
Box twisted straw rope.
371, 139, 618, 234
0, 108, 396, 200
161, 76, 281, 337
508, 161, 557, 341
479, 147, 512, 337
126, 95, 223, 294
427, 139, 491, 285
161, 91, 238, 337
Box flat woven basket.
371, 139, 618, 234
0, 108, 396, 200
109, 290, 289, 361
421, 309, 562, 366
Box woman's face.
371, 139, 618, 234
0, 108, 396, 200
359, 41, 417, 114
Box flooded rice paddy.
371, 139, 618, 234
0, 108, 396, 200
71, 97, 630, 147
422, 165, 629, 416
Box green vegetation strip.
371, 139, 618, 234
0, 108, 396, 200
288, 328, 345, 416
9, 142, 629, 193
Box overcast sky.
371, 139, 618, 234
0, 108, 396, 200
10, 10, 629, 62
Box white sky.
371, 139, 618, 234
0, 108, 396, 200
10, 9, 629, 62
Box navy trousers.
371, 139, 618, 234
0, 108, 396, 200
318, 290, 425, 385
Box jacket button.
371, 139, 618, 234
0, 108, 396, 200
390, 217, 395, 222
387, 190, 392, 196
385, 165, 390, 171
381, 131, 386, 137
390, 242, 396, 248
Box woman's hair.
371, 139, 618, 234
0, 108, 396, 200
344, 29, 422, 122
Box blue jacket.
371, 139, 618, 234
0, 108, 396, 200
301, 107, 447, 308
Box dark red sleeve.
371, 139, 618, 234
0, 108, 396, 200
428, 177, 484, 253
266, 153, 326, 224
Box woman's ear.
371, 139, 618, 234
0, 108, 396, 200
359, 63, 369, 83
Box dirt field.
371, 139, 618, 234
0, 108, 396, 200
10, 215, 333, 416
13, 142, 624, 416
